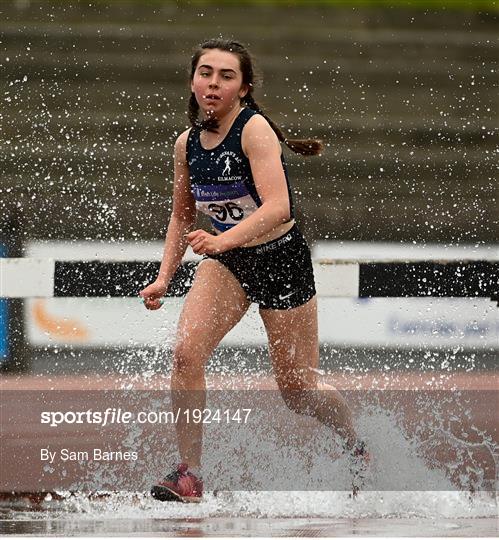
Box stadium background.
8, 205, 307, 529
1, 0, 497, 374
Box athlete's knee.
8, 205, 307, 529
172, 341, 205, 379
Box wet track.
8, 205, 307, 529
1, 371, 498, 536
0, 516, 497, 537
0, 490, 497, 537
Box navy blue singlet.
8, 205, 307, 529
186, 107, 295, 233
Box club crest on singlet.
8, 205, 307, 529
217, 150, 242, 183
187, 108, 294, 233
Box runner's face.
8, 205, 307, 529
191, 49, 248, 118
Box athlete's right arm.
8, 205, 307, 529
139, 130, 196, 310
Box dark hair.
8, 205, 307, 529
188, 38, 323, 157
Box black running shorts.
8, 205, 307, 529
205, 224, 316, 310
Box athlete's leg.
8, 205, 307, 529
172, 258, 251, 467
259, 295, 357, 449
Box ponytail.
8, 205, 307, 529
243, 94, 323, 157
187, 38, 323, 156
188, 92, 323, 156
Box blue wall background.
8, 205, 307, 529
0, 244, 9, 361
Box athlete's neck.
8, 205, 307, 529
201, 105, 244, 134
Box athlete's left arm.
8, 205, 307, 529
218, 115, 291, 250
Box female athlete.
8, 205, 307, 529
139, 38, 368, 502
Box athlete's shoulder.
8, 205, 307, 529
243, 111, 276, 135
242, 111, 280, 155
174, 128, 192, 162
175, 127, 192, 147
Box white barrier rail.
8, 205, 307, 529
1, 258, 497, 304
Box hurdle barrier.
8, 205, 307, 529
0, 257, 497, 373
1, 258, 498, 303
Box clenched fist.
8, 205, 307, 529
139, 280, 167, 310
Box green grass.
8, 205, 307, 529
283, 0, 498, 8
195, 0, 498, 7
48, 0, 499, 12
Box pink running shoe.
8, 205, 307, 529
151, 463, 203, 503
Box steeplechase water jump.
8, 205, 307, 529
1, 1, 497, 537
